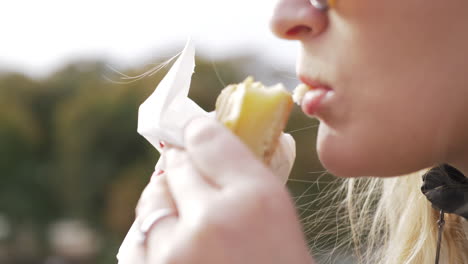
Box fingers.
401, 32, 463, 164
117, 221, 146, 264
268, 133, 296, 183
118, 172, 178, 264
136, 172, 177, 221
184, 117, 275, 188
165, 147, 218, 215
137, 173, 178, 262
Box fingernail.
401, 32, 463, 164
151, 170, 165, 181
159, 141, 165, 149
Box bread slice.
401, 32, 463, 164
292, 84, 311, 106
215, 77, 293, 164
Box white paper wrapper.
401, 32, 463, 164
137, 39, 208, 150
117, 39, 296, 263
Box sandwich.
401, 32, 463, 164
215, 77, 293, 164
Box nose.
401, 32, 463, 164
270, 0, 328, 40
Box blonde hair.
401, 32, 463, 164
345, 170, 468, 264
301, 170, 468, 263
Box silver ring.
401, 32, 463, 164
136, 208, 176, 245
310, 0, 329, 11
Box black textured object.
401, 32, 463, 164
421, 164, 468, 220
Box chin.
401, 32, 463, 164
315, 124, 429, 178
317, 146, 404, 178
317, 149, 370, 178
315, 126, 369, 177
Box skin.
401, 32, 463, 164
118, 118, 313, 264
120, 0, 468, 263
271, 0, 468, 177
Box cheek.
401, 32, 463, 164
316, 32, 467, 177
310, 0, 468, 177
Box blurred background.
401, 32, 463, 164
0, 0, 351, 263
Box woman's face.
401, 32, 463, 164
271, 0, 468, 177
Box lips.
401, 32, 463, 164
298, 75, 334, 117
299, 75, 332, 91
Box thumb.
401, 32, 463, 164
268, 133, 296, 184
184, 117, 274, 188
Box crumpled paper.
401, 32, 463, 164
117, 39, 296, 263
137, 39, 207, 150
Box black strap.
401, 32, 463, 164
420, 164, 468, 264
434, 210, 445, 264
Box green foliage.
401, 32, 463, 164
0, 56, 334, 263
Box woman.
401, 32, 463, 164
118, 0, 468, 263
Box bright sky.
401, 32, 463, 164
0, 0, 298, 77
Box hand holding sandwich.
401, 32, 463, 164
118, 117, 314, 264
